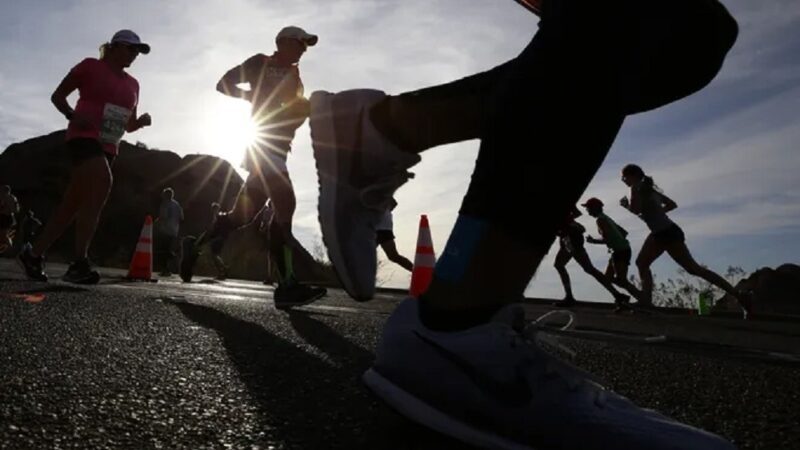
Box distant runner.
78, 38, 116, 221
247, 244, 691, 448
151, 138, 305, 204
0, 185, 19, 252
376, 206, 413, 273
582, 197, 643, 302
155, 187, 183, 277
621, 163, 752, 316
553, 206, 630, 308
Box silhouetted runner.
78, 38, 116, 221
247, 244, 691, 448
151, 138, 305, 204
18, 30, 152, 284
0, 185, 19, 253
582, 197, 644, 302
376, 206, 413, 273
215, 26, 325, 308
553, 206, 631, 308
155, 187, 183, 276
620, 163, 752, 317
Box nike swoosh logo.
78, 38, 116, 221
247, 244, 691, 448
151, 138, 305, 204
414, 331, 533, 407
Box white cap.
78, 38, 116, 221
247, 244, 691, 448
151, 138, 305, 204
110, 29, 151, 54
275, 26, 318, 47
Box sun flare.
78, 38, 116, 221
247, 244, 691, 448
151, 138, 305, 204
204, 100, 258, 168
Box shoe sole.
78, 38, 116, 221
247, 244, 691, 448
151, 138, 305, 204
311, 92, 374, 301
363, 368, 531, 450
274, 289, 328, 310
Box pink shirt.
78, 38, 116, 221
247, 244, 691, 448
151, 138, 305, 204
65, 58, 140, 155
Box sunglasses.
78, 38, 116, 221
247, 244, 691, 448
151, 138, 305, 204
117, 43, 141, 54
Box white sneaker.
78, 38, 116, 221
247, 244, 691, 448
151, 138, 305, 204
364, 299, 736, 450
309, 89, 421, 301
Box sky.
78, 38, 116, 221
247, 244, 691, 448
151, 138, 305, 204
1, 0, 799, 300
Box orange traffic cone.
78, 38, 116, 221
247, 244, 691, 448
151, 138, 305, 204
409, 214, 436, 298
127, 215, 154, 281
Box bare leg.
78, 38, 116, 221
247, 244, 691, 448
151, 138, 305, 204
611, 257, 643, 301
635, 234, 666, 305
73, 156, 113, 259
32, 161, 93, 257
666, 241, 737, 296
554, 247, 574, 299
572, 250, 627, 300
380, 239, 413, 272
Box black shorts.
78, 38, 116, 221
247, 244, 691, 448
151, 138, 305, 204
0, 214, 14, 229
67, 138, 116, 166
376, 229, 395, 246
611, 248, 632, 266
652, 224, 686, 246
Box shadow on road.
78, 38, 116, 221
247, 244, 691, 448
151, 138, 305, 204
175, 302, 474, 449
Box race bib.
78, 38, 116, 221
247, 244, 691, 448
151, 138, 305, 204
99, 103, 132, 145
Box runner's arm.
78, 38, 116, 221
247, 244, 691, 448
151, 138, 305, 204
628, 186, 643, 215
216, 64, 253, 101
592, 219, 613, 245
126, 107, 152, 132
659, 193, 678, 213
51, 72, 80, 121
586, 235, 604, 244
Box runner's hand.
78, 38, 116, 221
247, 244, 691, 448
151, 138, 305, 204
137, 113, 152, 128
619, 197, 630, 209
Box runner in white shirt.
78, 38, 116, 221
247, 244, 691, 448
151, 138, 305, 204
375, 208, 412, 272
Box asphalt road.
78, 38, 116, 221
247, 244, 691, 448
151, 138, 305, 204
1, 259, 798, 449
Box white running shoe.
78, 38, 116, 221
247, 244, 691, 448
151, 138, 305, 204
363, 299, 736, 450
310, 89, 421, 301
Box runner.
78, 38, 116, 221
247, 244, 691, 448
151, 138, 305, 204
310, 0, 739, 447
196, 202, 233, 280
620, 164, 752, 316
376, 205, 413, 273
17, 30, 152, 283
0, 185, 19, 253
155, 187, 183, 276
582, 197, 644, 302
215, 25, 325, 308
553, 206, 630, 308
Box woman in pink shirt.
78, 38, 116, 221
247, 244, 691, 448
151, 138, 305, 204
18, 30, 152, 284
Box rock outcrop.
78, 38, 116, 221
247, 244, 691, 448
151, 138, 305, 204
0, 131, 334, 283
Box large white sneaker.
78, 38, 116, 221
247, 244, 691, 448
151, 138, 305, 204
364, 299, 737, 450
309, 89, 421, 301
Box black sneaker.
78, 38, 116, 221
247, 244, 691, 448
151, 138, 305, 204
613, 294, 631, 313
62, 259, 100, 284
17, 244, 48, 282
274, 283, 327, 310
553, 296, 577, 308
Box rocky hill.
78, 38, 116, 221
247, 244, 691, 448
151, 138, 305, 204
0, 131, 334, 283
714, 264, 800, 316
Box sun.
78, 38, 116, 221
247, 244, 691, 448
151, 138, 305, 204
204, 99, 258, 167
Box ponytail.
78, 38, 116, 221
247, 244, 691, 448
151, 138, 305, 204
99, 42, 111, 59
